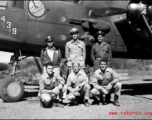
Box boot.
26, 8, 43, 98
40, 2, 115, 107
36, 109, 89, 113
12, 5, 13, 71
53, 99, 64, 108
91, 94, 100, 105
40, 100, 53, 108
114, 95, 120, 106
69, 98, 78, 106
84, 100, 90, 107
106, 94, 111, 103
101, 94, 107, 105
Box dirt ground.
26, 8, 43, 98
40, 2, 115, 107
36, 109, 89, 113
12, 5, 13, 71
1, 72, 152, 119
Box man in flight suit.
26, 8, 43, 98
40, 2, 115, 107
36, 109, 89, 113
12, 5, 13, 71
40, 36, 62, 76
90, 58, 122, 106
91, 31, 112, 71
38, 62, 65, 108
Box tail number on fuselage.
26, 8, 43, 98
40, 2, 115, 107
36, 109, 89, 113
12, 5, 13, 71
1, 16, 17, 35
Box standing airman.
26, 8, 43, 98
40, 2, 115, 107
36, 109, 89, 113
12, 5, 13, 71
40, 36, 62, 76
91, 31, 112, 71
65, 28, 86, 74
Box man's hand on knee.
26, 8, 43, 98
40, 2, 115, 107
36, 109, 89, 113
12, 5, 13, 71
102, 88, 108, 95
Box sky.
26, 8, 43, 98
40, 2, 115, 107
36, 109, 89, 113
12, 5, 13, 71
0, 52, 13, 63
0, 1, 7, 6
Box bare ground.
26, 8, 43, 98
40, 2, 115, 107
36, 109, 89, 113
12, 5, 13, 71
1, 71, 152, 119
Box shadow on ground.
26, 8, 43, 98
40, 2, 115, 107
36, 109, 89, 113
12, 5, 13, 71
21, 80, 152, 101
142, 79, 152, 81
23, 91, 38, 98
122, 82, 152, 97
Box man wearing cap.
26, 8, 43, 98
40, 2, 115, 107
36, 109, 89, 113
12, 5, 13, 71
40, 36, 62, 76
65, 28, 86, 74
91, 31, 112, 71
90, 58, 122, 106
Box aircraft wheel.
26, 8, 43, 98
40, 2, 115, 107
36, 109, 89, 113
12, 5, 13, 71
0, 77, 24, 102
0, 79, 5, 98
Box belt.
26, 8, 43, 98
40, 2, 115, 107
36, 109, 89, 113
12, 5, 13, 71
96, 58, 109, 61
96, 58, 101, 60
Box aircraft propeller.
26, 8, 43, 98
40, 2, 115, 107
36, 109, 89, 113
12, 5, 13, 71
70, 2, 152, 41
88, 3, 152, 18
88, 3, 152, 40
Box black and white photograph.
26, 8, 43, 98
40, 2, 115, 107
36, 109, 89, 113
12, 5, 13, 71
0, 0, 152, 119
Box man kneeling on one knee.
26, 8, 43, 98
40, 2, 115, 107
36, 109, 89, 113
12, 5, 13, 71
66, 62, 91, 107
90, 58, 122, 106
38, 62, 65, 108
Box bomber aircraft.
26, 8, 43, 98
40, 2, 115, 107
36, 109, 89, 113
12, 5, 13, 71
0, 0, 152, 102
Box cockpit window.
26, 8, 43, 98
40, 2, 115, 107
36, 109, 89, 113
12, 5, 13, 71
0, 1, 7, 10
62, 0, 82, 4
11, 0, 24, 9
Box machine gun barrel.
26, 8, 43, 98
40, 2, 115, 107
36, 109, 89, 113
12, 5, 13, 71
69, 19, 85, 25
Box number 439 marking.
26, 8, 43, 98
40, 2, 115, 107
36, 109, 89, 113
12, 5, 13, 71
1, 16, 17, 35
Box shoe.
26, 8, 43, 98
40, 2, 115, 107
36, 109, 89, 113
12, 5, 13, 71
70, 100, 78, 106
100, 94, 107, 105
53, 103, 64, 108
40, 100, 53, 108
53, 99, 64, 108
114, 100, 120, 106
113, 95, 120, 106
92, 99, 99, 105
106, 94, 111, 103
99, 102, 103, 105
84, 100, 90, 107
40, 101, 44, 108
102, 101, 107, 105
91, 94, 100, 105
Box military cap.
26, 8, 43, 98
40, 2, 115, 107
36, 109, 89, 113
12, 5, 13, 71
45, 36, 54, 42
70, 28, 79, 35
99, 58, 108, 63
96, 31, 105, 36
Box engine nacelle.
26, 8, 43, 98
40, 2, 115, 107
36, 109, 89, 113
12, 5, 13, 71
128, 3, 144, 15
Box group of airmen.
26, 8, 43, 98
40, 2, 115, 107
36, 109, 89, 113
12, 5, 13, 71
38, 27, 122, 108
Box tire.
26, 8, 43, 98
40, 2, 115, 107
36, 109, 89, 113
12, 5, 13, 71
0, 79, 5, 98
0, 77, 24, 102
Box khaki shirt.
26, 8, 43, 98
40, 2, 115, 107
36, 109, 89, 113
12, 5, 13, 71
91, 68, 119, 87
67, 70, 88, 89
39, 72, 65, 94
91, 41, 112, 63
65, 39, 86, 61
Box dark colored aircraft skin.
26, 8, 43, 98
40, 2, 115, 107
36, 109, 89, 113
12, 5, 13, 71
2, 0, 152, 102
0, 0, 152, 65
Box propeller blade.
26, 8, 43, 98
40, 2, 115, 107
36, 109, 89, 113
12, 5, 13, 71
89, 7, 127, 17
